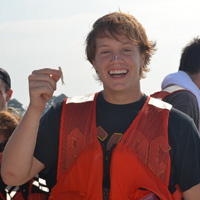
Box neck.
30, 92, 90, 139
187, 72, 200, 90
102, 90, 143, 104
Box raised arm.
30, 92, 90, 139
1, 68, 62, 186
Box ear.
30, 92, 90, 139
6, 89, 13, 102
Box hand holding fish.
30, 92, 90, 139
28, 68, 62, 113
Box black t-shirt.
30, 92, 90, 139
0, 175, 7, 198
34, 92, 200, 193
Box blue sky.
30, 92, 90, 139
0, 0, 200, 108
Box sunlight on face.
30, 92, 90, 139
93, 35, 145, 102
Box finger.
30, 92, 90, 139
32, 68, 62, 82
29, 73, 58, 91
29, 80, 56, 92
30, 83, 54, 101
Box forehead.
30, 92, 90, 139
96, 35, 133, 47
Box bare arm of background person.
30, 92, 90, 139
1, 68, 62, 186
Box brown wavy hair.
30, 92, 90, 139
0, 111, 19, 139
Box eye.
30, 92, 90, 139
101, 50, 110, 54
123, 48, 132, 52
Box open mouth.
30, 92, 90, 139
108, 69, 128, 77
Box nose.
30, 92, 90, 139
113, 54, 118, 61
111, 52, 124, 63
112, 53, 123, 62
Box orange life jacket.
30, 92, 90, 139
49, 94, 182, 200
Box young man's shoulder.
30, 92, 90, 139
169, 107, 195, 128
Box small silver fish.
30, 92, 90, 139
58, 66, 64, 85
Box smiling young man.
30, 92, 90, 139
2, 12, 200, 200
93, 35, 144, 104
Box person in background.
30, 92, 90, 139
151, 37, 200, 133
1, 12, 200, 199
0, 111, 49, 200
0, 68, 49, 199
0, 68, 13, 111
0, 111, 21, 199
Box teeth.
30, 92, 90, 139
109, 69, 128, 75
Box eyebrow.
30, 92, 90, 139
97, 42, 133, 48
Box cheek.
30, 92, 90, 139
93, 61, 102, 72
0, 153, 2, 166
93, 56, 108, 67
0, 94, 6, 105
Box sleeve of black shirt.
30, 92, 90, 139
168, 108, 200, 192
